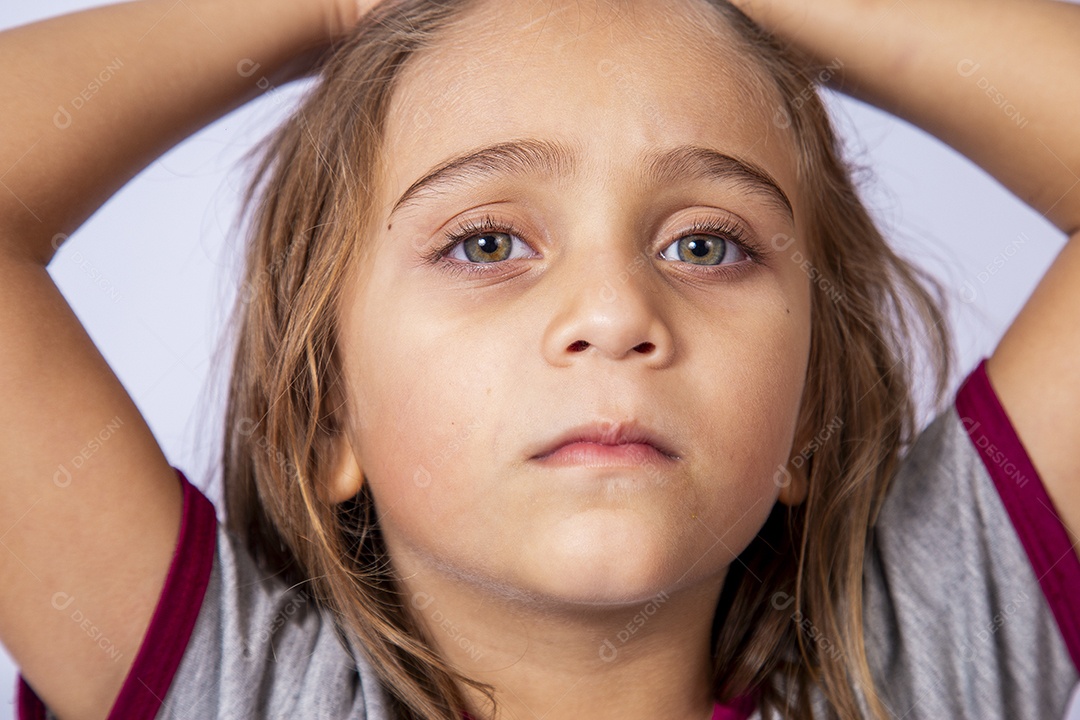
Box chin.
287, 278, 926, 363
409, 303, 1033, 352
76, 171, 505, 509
516, 510, 690, 607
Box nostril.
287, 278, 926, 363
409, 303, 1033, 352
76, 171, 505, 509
634, 342, 655, 353
569, 341, 590, 352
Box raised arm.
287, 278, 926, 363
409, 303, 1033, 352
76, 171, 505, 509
731, 0, 1080, 543
0, 1, 364, 717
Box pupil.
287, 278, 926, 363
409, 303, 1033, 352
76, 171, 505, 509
478, 235, 499, 254
689, 238, 711, 258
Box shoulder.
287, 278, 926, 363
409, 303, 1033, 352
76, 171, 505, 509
18, 469, 393, 720
861, 357, 1080, 720
165, 521, 391, 719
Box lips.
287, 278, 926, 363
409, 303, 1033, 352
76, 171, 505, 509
531, 419, 680, 461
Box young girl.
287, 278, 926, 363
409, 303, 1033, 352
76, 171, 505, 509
1, 0, 1078, 718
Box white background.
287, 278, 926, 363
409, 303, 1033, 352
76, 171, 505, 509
1, 1, 1075, 717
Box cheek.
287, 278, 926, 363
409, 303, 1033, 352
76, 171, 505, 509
661, 316, 807, 582
345, 285, 514, 557
679, 294, 810, 501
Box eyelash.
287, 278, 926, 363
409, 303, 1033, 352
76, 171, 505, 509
422, 214, 765, 280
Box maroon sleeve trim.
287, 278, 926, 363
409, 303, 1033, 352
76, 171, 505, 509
955, 357, 1080, 673
17, 467, 218, 720
711, 692, 758, 720
466, 694, 758, 720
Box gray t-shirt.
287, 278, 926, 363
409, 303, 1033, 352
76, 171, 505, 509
16, 357, 1080, 719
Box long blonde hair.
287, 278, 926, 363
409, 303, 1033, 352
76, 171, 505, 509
220, 1, 955, 718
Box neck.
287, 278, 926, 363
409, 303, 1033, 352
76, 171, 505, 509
395, 556, 727, 720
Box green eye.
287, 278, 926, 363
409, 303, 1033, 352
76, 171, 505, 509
457, 232, 514, 263
661, 234, 748, 266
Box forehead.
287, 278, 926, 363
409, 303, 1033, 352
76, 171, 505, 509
376, 0, 798, 219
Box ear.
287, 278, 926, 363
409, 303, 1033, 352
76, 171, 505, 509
324, 433, 365, 505
776, 458, 809, 507
777, 399, 814, 507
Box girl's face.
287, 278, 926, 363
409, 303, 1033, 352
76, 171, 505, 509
334, 0, 811, 607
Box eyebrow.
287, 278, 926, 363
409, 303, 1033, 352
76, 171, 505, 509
388, 138, 794, 222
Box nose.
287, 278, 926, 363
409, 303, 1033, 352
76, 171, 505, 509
541, 245, 675, 368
